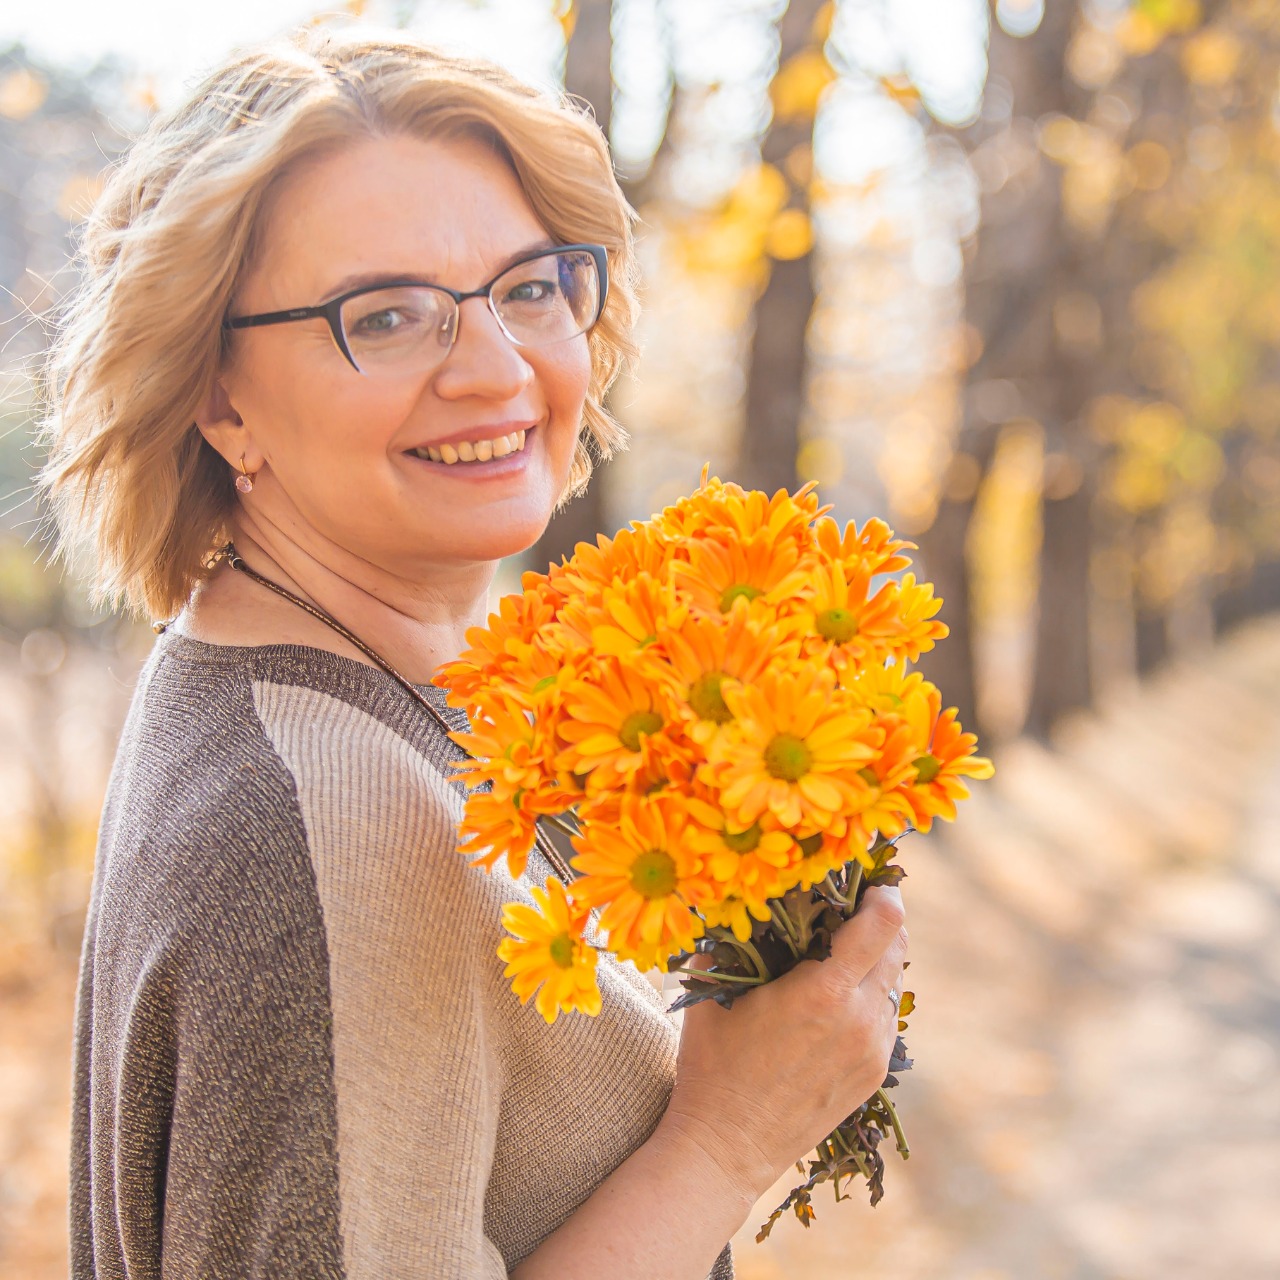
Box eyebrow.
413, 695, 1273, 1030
320, 239, 560, 302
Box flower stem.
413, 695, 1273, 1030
875, 1088, 910, 1158
672, 966, 765, 985
819, 873, 851, 909
769, 904, 802, 958
542, 812, 581, 839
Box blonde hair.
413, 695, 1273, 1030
38, 26, 639, 620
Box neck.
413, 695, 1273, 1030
182, 511, 497, 684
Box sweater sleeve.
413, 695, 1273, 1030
253, 676, 513, 1278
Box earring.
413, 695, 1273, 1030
235, 455, 256, 494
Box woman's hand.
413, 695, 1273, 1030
657, 885, 909, 1206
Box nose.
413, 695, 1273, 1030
432, 294, 534, 397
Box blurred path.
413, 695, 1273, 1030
2, 619, 1279, 1278
733, 615, 1280, 1280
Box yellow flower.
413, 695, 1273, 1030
555, 657, 675, 793
498, 877, 602, 1024
684, 801, 799, 940
707, 667, 881, 831
569, 794, 711, 970
657, 609, 799, 747
799, 562, 948, 670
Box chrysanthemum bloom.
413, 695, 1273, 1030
559, 571, 687, 659
683, 799, 800, 941
898, 682, 995, 830
434, 581, 563, 706
670, 530, 815, 622
569, 794, 712, 971
498, 878, 602, 1024
555, 656, 680, 793
657, 473, 830, 551
851, 714, 920, 842
655, 609, 799, 748
842, 659, 928, 715
548, 522, 674, 601
799, 560, 948, 672
457, 787, 544, 878
814, 514, 915, 577
707, 667, 883, 831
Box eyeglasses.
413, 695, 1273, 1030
222, 243, 608, 377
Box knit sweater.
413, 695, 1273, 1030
69, 632, 735, 1278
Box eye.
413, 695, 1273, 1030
503, 278, 558, 304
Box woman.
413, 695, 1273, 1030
42, 26, 908, 1280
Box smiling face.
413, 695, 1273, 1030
210, 131, 591, 578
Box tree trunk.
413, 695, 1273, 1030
736, 0, 826, 495
533, 0, 616, 569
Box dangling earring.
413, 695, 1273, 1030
235, 455, 256, 494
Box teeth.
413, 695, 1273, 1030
412, 427, 532, 465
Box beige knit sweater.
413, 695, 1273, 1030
69, 633, 734, 1278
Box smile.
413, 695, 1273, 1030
407, 428, 529, 465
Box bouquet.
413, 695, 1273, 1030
433, 470, 993, 1236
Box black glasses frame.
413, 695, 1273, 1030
222, 242, 609, 373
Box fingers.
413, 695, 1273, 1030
823, 885, 906, 991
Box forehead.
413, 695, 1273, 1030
245, 132, 550, 301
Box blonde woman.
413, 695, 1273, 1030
42, 27, 908, 1280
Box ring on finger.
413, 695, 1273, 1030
887, 988, 901, 1014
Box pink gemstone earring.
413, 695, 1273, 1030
235, 455, 256, 494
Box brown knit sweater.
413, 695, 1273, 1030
69, 632, 734, 1278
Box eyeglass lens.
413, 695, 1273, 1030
339, 248, 600, 373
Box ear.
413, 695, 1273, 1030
194, 376, 263, 472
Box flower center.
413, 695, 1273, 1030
913, 754, 942, 784
689, 671, 733, 724
548, 932, 577, 969
858, 766, 880, 786
721, 821, 762, 854
816, 607, 859, 644
764, 732, 812, 781
630, 848, 678, 899
618, 709, 663, 752
794, 832, 824, 857
719, 583, 762, 612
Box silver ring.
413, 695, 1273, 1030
888, 988, 901, 1014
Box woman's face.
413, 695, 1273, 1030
213, 132, 592, 577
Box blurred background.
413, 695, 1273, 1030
3, 0, 1279, 1276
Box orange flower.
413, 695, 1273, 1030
456, 788, 542, 879
706, 667, 881, 831
671, 531, 813, 622
569, 794, 711, 970
799, 562, 948, 670
498, 877, 602, 1024
898, 682, 995, 831
559, 571, 687, 658
549, 522, 673, 599
657, 470, 830, 549
814, 514, 915, 577
657, 609, 799, 747
555, 657, 675, 793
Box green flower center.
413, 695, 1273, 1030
630, 848, 678, 899
689, 671, 733, 724
794, 832, 824, 857
719, 583, 762, 612
765, 732, 812, 782
548, 932, 576, 969
721, 822, 762, 854
618, 709, 663, 752
816, 608, 860, 644
913, 754, 942, 784
858, 766, 880, 786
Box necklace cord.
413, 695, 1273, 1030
213, 541, 576, 884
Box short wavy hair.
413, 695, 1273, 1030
38, 26, 639, 620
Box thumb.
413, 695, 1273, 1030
825, 885, 905, 988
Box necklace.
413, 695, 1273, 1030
213, 540, 576, 885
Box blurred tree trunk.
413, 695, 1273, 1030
534, 0, 618, 569
737, 0, 827, 495
919, 1, 1092, 741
